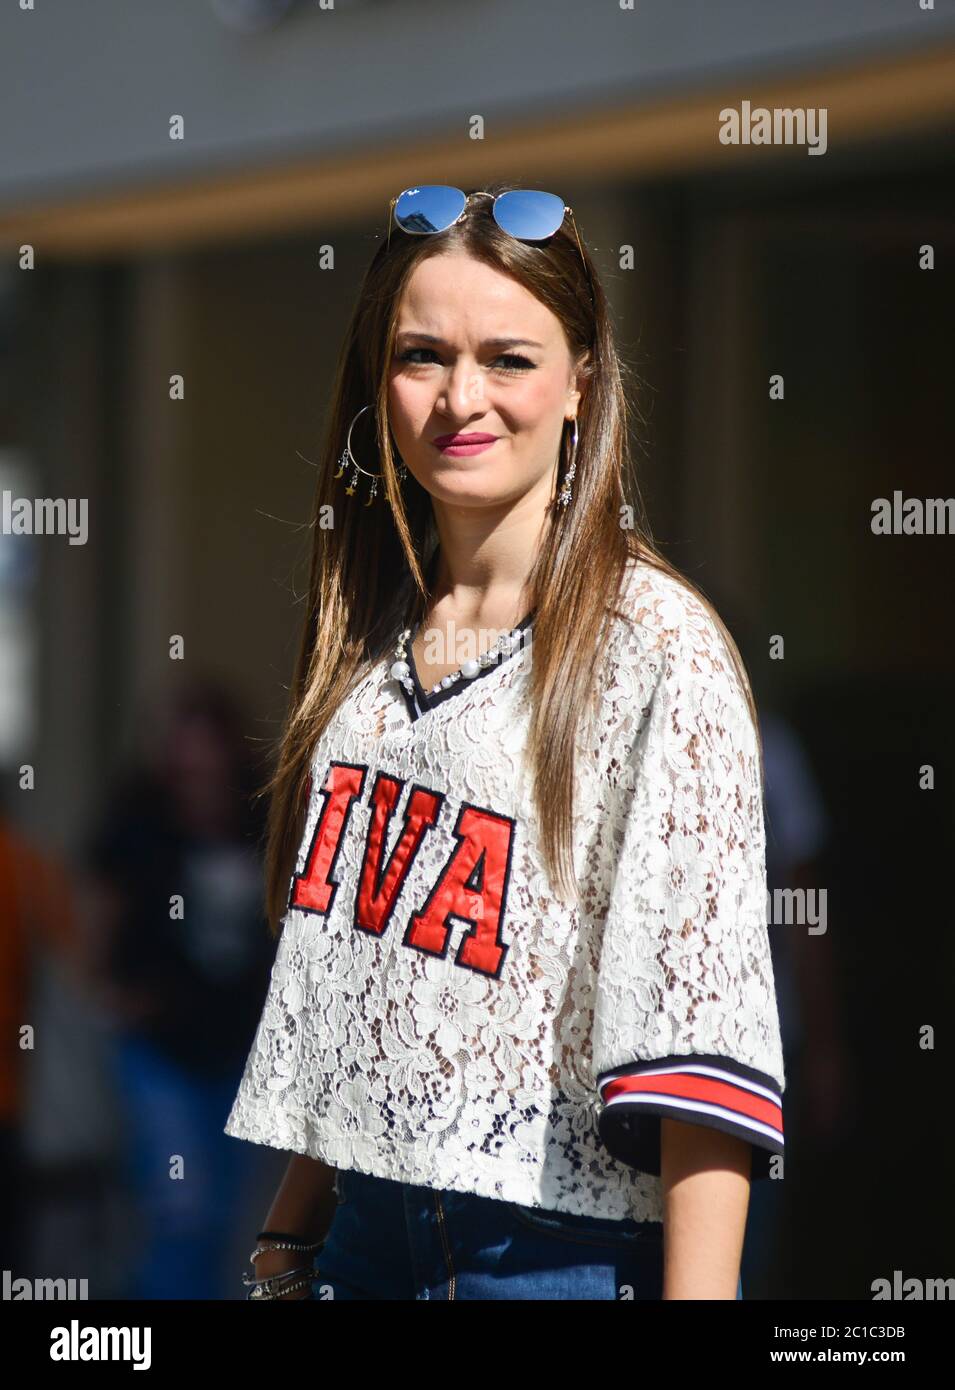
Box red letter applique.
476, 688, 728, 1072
288, 762, 366, 916
354, 772, 443, 938
404, 803, 516, 978
290, 764, 517, 980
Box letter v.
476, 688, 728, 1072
354, 773, 444, 938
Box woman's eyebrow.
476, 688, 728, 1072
395, 331, 544, 350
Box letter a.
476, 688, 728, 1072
405, 804, 515, 977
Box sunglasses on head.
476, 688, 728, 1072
387, 185, 593, 299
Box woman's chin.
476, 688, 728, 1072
415, 467, 517, 506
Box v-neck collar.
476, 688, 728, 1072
398, 609, 536, 724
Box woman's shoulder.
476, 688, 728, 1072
609, 554, 727, 666
596, 556, 755, 766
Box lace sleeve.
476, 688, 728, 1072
592, 585, 786, 1180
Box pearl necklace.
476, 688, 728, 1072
390, 620, 528, 704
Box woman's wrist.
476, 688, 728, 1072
243, 1155, 337, 1299
246, 1238, 322, 1300
262, 1155, 338, 1243
252, 1229, 325, 1276
253, 1244, 316, 1274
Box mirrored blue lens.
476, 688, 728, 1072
394, 185, 467, 235
492, 190, 566, 241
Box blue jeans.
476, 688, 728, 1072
312, 1167, 743, 1300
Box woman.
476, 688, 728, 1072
225, 184, 786, 1301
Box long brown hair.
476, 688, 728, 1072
259, 180, 763, 935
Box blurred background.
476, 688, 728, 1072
0, 0, 953, 1300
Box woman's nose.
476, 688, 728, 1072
440, 361, 486, 413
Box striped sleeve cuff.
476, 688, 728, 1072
596, 1053, 784, 1180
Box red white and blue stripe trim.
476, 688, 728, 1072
596, 1053, 784, 1179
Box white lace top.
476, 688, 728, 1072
224, 556, 786, 1223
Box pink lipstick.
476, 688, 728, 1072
431, 432, 499, 457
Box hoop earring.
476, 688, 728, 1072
557, 416, 579, 508
334, 404, 408, 506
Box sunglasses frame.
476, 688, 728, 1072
386, 186, 593, 300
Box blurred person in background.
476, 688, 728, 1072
81, 680, 277, 1299
0, 777, 83, 1276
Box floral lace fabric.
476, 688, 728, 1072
224, 558, 785, 1222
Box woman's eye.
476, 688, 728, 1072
397, 348, 440, 366
494, 354, 535, 374
396, 348, 535, 374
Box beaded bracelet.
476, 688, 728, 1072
256, 1229, 324, 1246
246, 1271, 314, 1301
252, 1232, 325, 1262
246, 1228, 326, 1298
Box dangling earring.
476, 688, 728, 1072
557, 416, 579, 508
333, 404, 408, 505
